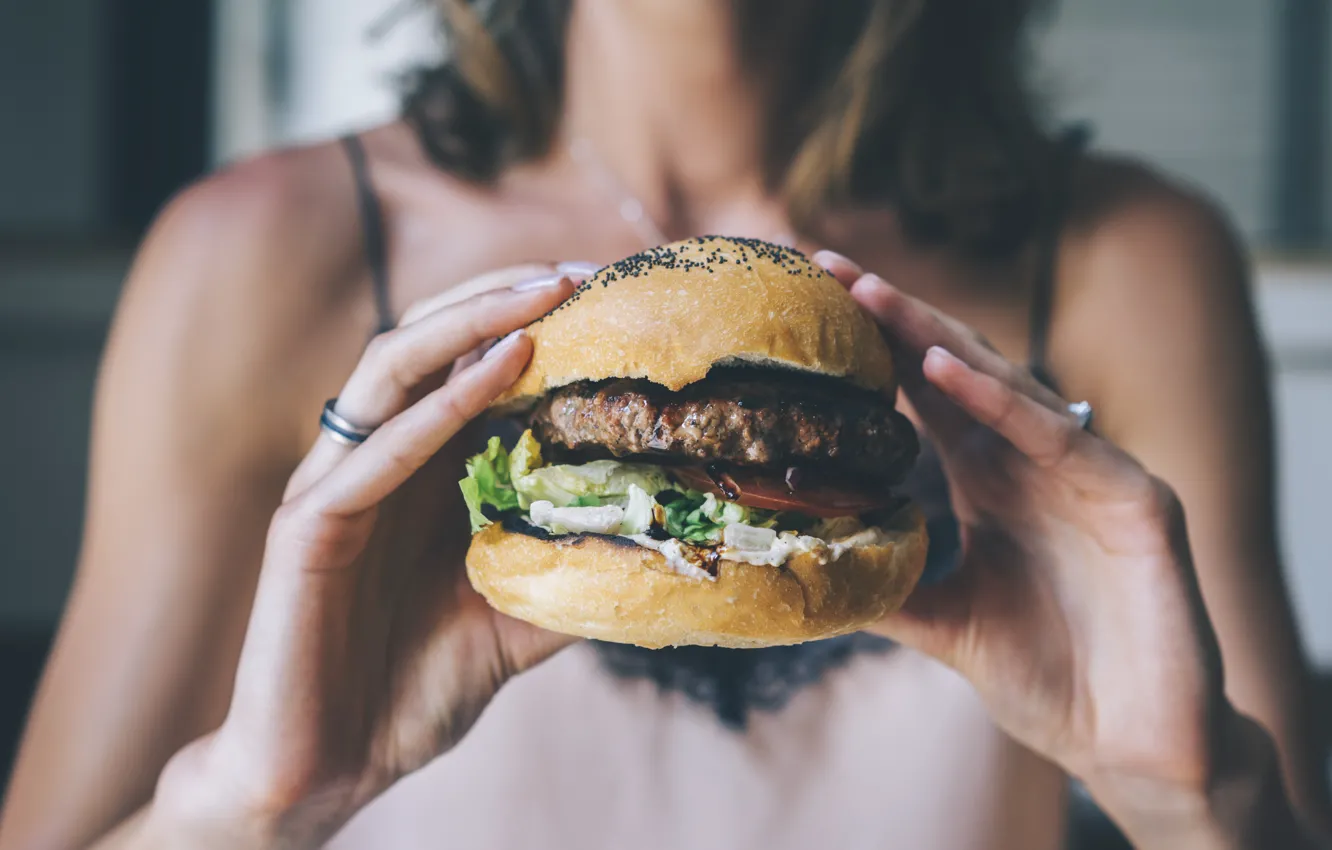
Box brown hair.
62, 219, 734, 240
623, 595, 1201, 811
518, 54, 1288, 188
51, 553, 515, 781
403, 0, 1057, 257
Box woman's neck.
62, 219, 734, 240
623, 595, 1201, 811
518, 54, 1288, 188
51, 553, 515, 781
559, 0, 774, 237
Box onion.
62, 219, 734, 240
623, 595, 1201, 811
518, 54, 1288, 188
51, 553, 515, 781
784, 466, 803, 492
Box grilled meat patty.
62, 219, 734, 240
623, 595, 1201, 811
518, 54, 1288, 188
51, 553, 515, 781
530, 370, 919, 487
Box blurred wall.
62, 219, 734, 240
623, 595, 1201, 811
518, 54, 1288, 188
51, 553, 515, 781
0, 1, 105, 232
1258, 273, 1332, 665
0, 252, 123, 628
1041, 0, 1280, 240
0, 0, 210, 632
213, 0, 439, 165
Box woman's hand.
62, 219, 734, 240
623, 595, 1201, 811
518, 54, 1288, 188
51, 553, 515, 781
146, 272, 579, 848
815, 253, 1322, 848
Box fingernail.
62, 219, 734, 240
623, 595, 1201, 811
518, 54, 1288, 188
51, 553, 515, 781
556, 261, 601, 277
482, 330, 526, 360
924, 346, 961, 368
812, 249, 862, 274
512, 274, 568, 292
849, 272, 894, 296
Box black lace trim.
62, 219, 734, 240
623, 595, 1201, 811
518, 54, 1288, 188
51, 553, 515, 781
593, 633, 895, 729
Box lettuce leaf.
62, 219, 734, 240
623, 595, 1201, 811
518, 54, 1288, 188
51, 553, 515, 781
461, 430, 811, 543
659, 490, 791, 544
514, 460, 670, 509
458, 436, 520, 532
459, 478, 491, 533
660, 492, 719, 544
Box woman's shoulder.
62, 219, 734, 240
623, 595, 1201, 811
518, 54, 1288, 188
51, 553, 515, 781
1058, 154, 1246, 296
108, 124, 511, 448
136, 139, 368, 335
1055, 154, 1250, 337
106, 133, 420, 452
141, 123, 489, 329
1050, 152, 1258, 433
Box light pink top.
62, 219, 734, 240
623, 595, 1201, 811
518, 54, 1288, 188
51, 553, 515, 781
330, 644, 1066, 849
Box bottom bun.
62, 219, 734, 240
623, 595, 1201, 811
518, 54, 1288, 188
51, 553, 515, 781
465, 506, 928, 649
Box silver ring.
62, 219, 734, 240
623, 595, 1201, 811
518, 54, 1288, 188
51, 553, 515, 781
319, 399, 376, 446
1068, 400, 1094, 431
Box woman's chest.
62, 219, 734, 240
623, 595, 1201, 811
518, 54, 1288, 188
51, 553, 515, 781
383, 183, 1039, 364
329, 646, 1066, 850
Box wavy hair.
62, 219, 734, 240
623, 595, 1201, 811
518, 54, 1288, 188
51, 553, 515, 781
403, 0, 1056, 257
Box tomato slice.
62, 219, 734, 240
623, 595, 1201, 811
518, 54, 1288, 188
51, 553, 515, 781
670, 467, 895, 519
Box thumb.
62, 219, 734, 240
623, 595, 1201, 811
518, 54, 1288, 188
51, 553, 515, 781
867, 570, 977, 671
491, 613, 580, 676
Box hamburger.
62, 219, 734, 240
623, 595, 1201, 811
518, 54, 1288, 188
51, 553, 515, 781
460, 236, 927, 649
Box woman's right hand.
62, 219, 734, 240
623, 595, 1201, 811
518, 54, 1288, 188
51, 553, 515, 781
144, 273, 578, 848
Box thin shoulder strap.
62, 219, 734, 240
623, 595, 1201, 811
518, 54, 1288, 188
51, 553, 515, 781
1026, 215, 1060, 390
1027, 125, 1090, 391
340, 134, 396, 335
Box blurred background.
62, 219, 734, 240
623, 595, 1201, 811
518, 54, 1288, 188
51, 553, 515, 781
1, 0, 1330, 817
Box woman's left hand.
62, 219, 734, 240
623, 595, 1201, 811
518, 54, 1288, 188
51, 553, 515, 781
815, 254, 1317, 847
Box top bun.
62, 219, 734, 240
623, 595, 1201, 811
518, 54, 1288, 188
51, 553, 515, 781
494, 236, 896, 410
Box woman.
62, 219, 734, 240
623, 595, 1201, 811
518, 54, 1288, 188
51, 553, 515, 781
1, 0, 1327, 847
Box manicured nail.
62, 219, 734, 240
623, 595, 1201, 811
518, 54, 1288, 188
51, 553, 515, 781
557, 261, 601, 277
482, 330, 526, 360
924, 346, 962, 369
512, 274, 568, 292
812, 249, 862, 274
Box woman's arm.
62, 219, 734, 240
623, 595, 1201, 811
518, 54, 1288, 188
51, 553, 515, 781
0, 149, 369, 849
1052, 170, 1331, 831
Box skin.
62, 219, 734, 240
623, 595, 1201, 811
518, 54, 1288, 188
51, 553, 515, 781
2, 0, 1328, 846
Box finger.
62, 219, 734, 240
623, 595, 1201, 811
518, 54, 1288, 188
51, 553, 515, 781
295, 279, 569, 494
555, 260, 602, 278
896, 368, 977, 450
851, 274, 983, 369
811, 250, 864, 288
284, 437, 351, 501
827, 274, 975, 445
395, 262, 588, 327
446, 347, 485, 383
398, 264, 553, 326
851, 274, 1066, 411
310, 330, 533, 516
868, 572, 977, 669
333, 277, 572, 433
923, 346, 1103, 471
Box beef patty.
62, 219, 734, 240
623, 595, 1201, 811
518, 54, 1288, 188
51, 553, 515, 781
530, 370, 919, 487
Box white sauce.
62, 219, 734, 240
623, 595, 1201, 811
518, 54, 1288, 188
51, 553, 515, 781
526, 518, 891, 580
827, 527, 891, 559
626, 535, 714, 581
719, 530, 824, 566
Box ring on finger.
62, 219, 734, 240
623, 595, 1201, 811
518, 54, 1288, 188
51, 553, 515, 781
1068, 400, 1093, 431
319, 399, 377, 446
